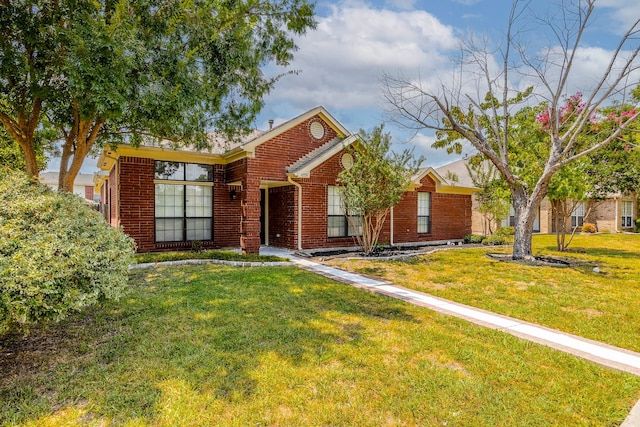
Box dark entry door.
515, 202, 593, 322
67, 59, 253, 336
260, 189, 266, 245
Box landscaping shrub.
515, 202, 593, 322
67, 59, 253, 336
581, 223, 597, 233
495, 226, 515, 237
0, 168, 136, 333
482, 235, 507, 246
463, 234, 485, 244
636, 218, 640, 233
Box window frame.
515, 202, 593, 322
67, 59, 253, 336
154, 161, 214, 243
622, 200, 634, 228
571, 202, 585, 229
327, 186, 362, 238
417, 192, 431, 234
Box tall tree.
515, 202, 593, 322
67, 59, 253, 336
383, 0, 640, 260
0, 0, 315, 191
337, 125, 422, 255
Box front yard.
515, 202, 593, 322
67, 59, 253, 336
1, 259, 640, 426
328, 233, 640, 353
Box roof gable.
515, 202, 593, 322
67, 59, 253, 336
412, 164, 478, 195
238, 106, 349, 156
287, 134, 359, 178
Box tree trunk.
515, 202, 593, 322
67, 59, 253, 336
22, 142, 40, 178
511, 187, 537, 260
57, 116, 105, 192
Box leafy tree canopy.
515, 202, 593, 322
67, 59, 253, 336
0, 0, 316, 189
338, 125, 422, 254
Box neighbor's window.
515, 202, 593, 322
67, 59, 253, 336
154, 161, 214, 242
417, 192, 431, 233
571, 202, 585, 229
622, 201, 634, 228
502, 205, 540, 232
327, 186, 362, 237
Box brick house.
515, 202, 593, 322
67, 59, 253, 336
96, 107, 476, 254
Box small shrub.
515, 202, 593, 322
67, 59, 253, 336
635, 218, 640, 233
495, 226, 515, 237
0, 168, 136, 333
482, 235, 507, 246
191, 240, 203, 252
582, 223, 597, 233
464, 234, 485, 244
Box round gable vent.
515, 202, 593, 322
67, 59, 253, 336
341, 153, 354, 170
310, 121, 325, 140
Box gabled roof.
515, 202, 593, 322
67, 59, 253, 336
97, 106, 349, 171
412, 160, 478, 195
287, 134, 359, 178
230, 106, 349, 157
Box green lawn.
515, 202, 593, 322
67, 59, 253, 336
328, 233, 640, 352
1, 263, 639, 426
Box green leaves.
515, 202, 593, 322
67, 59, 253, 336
0, 168, 136, 333
337, 125, 423, 254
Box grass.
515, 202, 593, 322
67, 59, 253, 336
134, 249, 285, 264
1, 263, 640, 426
328, 233, 640, 353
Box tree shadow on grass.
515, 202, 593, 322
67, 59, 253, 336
0, 265, 419, 425
540, 245, 640, 261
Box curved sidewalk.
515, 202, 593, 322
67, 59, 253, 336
260, 247, 640, 425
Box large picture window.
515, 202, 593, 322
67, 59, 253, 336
622, 201, 634, 228
327, 186, 362, 238
417, 192, 431, 234
154, 161, 214, 242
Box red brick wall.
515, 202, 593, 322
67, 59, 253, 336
252, 118, 339, 181
116, 156, 243, 253
391, 175, 472, 243
118, 157, 156, 252
84, 186, 94, 201
289, 161, 471, 251
268, 186, 297, 248
215, 163, 241, 248
239, 117, 340, 252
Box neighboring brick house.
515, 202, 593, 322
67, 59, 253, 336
436, 159, 639, 235
95, 107, 476, 254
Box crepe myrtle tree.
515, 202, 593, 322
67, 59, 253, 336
0, 0, 315, 191
337, 125, 422, 255
383, 0, 640, 260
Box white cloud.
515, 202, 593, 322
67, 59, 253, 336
265, 2, 459, 111
595, 0, 640, 35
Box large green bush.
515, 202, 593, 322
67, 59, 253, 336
0, 168, 136, 333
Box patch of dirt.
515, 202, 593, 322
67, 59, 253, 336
486, 253, 574, 267
306, 243, 482, 260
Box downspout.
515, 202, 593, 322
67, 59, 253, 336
287, 175, 303, 251
390, 206, 394, 246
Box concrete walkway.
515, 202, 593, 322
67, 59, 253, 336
261, 246, 640, 425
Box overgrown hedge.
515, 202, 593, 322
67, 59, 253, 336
0, 168, 136, 333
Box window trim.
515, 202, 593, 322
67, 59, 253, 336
622, 200, 634, 228
571, 202, 585, 229
417, 192, 431, 234
327, 185, 362, 238
154, 161, 214, 243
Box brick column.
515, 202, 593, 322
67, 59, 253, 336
241, 176, 261, 254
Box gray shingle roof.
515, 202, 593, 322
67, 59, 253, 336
286, 137, 345, 174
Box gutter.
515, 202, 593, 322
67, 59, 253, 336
287, 175, 303, 251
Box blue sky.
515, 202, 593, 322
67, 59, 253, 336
254, 0, 640, 167
69, 0, 639, 173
